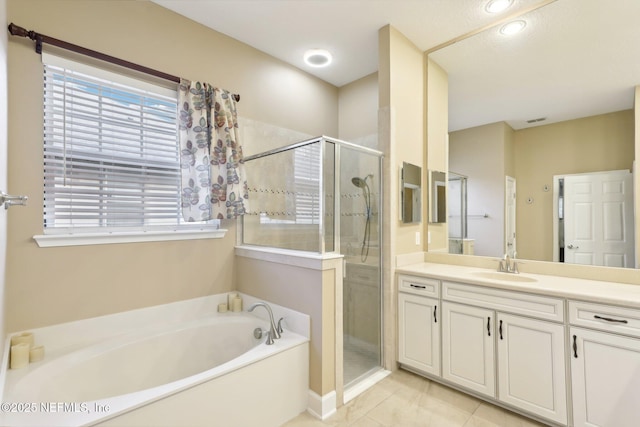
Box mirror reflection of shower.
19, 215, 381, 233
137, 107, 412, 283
448, 172, 469, 255
351, 174, 373, 262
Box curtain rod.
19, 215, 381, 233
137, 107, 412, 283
7, 23, 240, 102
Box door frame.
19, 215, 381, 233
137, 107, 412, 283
505, 176, 516, 257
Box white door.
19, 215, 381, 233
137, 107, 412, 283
442, 302, 495, 397
497, 313, 567, 425
505, 176, 516, 257
398, 293, 440, 375
571, 327, 640, 427
564, 170, 634, 267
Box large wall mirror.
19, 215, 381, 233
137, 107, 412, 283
428, 0, 639, 269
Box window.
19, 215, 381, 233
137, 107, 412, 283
36, 54, 221, 247
293, 142, 321, 224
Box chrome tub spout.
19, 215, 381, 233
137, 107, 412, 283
248, 302, 281, 342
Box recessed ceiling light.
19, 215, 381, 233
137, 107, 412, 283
303, 49, 332, 68
485, 0, 512, 14
500, 20, 527, 35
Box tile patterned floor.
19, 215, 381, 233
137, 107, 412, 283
283, 369, 547, 427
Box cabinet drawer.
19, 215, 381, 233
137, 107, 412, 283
569, 301, 640, 338
398, 275, 439, 298
442, 281, 564, 322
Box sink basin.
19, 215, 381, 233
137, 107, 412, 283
471, 271, 538, 283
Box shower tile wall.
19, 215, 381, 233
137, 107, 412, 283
240, 117, 311, 157
240, 118, 321, 251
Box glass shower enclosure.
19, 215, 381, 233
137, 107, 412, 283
448, 172, 468, 254
242, 136, 383, 390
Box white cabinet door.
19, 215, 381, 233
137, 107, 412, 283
571, 327, 640, 427
497, 313, 567, 425
442, 302, 495, 397
398, 293, 440, 375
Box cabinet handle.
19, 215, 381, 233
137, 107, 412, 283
487, 317, 491, 336
409, 284, 426, 289
594, 315, 628, 324
573, 335, 578, 358
434, 305, 437, 323
499, 320, 503, 340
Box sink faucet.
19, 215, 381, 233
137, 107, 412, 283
498, 254, 519, 273
248, 302, 281, 342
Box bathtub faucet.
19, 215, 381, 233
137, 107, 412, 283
248, 302, 281, 342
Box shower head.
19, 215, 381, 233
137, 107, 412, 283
351, 174, 373, 189
351, 177, 367, 188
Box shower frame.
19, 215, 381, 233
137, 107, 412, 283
242, 135, 384, 256
242, 135, 385, 397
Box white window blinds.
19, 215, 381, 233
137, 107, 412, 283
42, 55, 217, 233
293, 143, 321, 224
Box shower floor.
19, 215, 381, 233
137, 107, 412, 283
343, 336, 380, 387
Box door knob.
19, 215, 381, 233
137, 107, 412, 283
567, 244, 579, 249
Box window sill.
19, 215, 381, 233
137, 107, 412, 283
33, 228, 228, 248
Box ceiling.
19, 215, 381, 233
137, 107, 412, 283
153, 0, 640, 131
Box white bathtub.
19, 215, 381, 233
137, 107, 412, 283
0, 294, 310, 427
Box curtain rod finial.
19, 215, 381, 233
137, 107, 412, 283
8, 23, 28, 38
7, 23, 37, 42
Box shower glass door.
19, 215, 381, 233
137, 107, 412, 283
339, 144, 382, 388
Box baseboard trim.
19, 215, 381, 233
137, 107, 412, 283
307, 389, 337, 420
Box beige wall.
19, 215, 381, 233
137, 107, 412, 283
636, 87, 640, 268
338, 72, 378, 141
1, 0, 7, 350
378, 25, 425, 371
379, 25, 425, 255
235, 256, 335, 396
515, 110, 634, 261
426, 58, 449, 251
5, 0, 339, 332
449, 122, 511, 257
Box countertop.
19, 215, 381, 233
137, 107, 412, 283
396, 262, 640, 309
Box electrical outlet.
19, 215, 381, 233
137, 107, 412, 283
428, 231, 431, 244
415, 231, 420, 245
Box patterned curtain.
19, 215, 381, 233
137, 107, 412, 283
178, 79, 249, 221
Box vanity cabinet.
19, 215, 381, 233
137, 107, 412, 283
397, 267, 640, 427
397, 275, 440, 376
496, 312, 566, 424
441, 301, 495, 396
569, 301, 640, 427
441, 281, 567, 425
